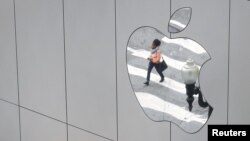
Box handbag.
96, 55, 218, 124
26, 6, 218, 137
158, 58, 168, 72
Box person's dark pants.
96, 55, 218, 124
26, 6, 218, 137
146, 61, 164, 82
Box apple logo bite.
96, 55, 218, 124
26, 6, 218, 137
126, 7, 213, 133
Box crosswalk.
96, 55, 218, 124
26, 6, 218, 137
136, 92, 207, 124
128, 46, 201, 70
127, 44, 209, 132
161, 37, 208, 55
128, 64, 186, 94
128, 46, 194, 70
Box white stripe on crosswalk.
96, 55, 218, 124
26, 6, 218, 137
127, 47, 193, 70
161, 37, 207, 54
136, 92, 208, 124
169, 20, 186, 28
128, 64, 186, 94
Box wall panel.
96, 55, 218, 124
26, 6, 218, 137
0, 0, 18, 103
15, 0, 66, 121
0, 101, 20, 141
20, 108, 67, 141
229, 0, 250, 124
64, 0, 117, 139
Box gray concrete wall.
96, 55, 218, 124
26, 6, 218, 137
0, 0, 249, 141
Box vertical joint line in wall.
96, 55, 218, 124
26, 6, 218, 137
114, 0, 118, 141
170, 122, 172, 141
62, 0, 69, 140
169, 0, 172, 39
227, 0, 231, 125
13, 0, 22, 141
169, 1, 172, 141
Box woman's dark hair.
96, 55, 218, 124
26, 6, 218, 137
153, 39, 161, 47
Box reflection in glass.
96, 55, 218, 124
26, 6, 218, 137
168, 7, 192, 33
127, 27, 213, 133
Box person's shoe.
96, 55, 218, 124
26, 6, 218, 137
159, 78, 164, 83
144, 81, 149, 86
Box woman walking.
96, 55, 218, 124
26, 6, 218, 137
144, 39, 165, 86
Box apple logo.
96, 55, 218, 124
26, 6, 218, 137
126, 7, 213, 133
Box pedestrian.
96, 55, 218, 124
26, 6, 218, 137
144, 39, 165, 86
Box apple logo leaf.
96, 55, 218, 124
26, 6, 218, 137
168, 7, 192, 33
126, 7, 213, 133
